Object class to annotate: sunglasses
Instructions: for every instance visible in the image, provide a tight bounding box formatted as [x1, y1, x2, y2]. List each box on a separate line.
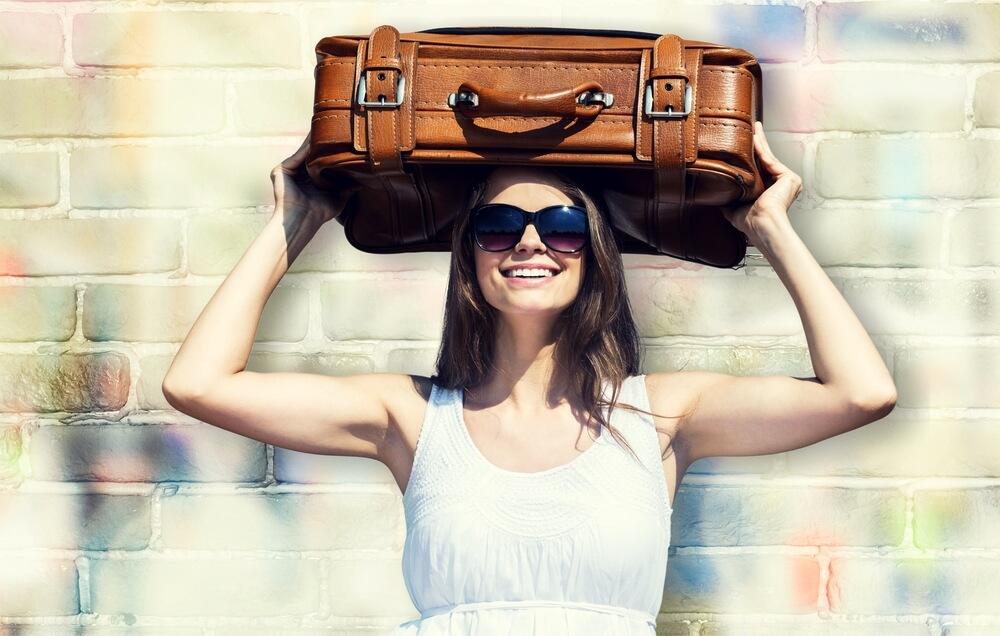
[471, 203, 589, 253]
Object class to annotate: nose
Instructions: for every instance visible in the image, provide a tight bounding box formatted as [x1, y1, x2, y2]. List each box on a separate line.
[514, 222, 547, 254]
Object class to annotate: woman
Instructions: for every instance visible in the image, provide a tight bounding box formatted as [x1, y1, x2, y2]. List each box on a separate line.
[163, 122, 896, 634]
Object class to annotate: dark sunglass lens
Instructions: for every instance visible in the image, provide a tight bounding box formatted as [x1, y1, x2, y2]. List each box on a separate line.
[537, 206, 588, 252]
[474, 206, 524, 251]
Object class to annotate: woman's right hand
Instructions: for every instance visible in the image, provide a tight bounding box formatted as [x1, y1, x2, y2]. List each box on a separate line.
[271, 134, 356, 227]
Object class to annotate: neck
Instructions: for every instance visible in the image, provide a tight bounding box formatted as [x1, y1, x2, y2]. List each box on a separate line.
[471, 315, 569, 408]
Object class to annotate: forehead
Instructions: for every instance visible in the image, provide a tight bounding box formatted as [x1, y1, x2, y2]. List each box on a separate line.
[481, 167, 576, 208]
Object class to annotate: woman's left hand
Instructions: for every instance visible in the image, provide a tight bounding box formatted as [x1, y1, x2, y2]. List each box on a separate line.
[723, 121, 802, 246]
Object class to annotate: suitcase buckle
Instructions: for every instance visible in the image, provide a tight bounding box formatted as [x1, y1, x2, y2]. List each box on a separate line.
[356, 76, 406, 108]
[644, 83, 692, 118]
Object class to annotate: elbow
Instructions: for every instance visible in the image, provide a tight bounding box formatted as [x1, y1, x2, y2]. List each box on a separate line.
[846, 381, 897, 427]
[161, 371, 208, 416]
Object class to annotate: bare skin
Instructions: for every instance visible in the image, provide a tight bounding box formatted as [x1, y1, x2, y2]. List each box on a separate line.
[163, 123, 896, 499]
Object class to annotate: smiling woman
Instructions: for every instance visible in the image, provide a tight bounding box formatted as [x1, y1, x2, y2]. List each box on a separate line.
[162, 124, 897, 635]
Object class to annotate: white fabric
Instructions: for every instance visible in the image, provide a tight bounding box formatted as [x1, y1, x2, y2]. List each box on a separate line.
[392, 375, 672, 635]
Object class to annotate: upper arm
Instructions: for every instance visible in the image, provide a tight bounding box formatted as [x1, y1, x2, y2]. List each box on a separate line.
[647, 371, 895, 469]
[162, 370, 430, 462]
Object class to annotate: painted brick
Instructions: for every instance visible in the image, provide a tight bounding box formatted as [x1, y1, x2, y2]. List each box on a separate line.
[0, 286, 76, 341]
[322, 278, 447, 340]
[245, 351, 375, 375]
[785, 414, 1000, 478]
[235, 79, 313, 135]
[0, 219, 180, 276]
[0, 78, 224, 138]
[0, 353, 129, 413]
[765, 67, 965, 133]
[70, 144, 292, 209]
[308, 4, 804, 63]
[975, 72, 1000, 128]
[655, 622, 693, 636]
[895, 347, 1000, 409]
[274, 451, 395, 485]
[187, 213, 337, 275]
[642, 345, 812, 377]
[944, 628, 1000, 636]
[0, 13, 63, 68]
[790, 206, 943, 268]
[159, 492, 404, 550]
[914, 488, 1000, 549]
[828, 556, 1000, 615]
[72, 12, 300, 68]
[662, 554, 820, 613]
[212, 631, 379, 636]
[564, 5, 805, 63]
[685, 455, 778, 477]
[0, 152, 59, 208]
[840, 278, 1000, 336]
[0, 630, 198, 636]
[816, 139, 1000, 200]
[328, 558, 416, 618]
[82, 285, 307, 343]
[137, 355, 173, 410]
[307, 5, 557, 50]
[699, 622, 928, 636]
[0, 492, 149, 549]
[950, 207, 1000, 267]
[214, 631, 390, 636]
[672, 486, 905, 547]
[88, 557, 321, 616]
[29, 423, 266, 483]
[0, 557, 78, 616]
[627, 272, 802, 338]
[818, 3, 1000, 62]
[0, 427, 21, 481]
[817, 138, 1000, 200]
[386, 346, 439, 376]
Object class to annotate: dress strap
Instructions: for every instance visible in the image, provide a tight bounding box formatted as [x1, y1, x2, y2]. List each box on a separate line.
[420, 599, 657, 626]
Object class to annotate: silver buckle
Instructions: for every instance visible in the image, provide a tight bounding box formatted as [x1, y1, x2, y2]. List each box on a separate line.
[644, 83, 692, 118]
[356, 75, 406, 108]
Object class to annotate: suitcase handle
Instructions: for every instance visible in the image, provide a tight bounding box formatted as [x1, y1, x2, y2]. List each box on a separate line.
[448, 81, 612, 119]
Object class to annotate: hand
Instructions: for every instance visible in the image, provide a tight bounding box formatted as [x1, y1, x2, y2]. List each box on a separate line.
[723, 122, 803, 245]
[270, 134, 356, 227]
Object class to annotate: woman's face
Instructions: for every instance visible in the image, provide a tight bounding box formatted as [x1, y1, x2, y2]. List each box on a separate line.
[472, 168, 585, 321]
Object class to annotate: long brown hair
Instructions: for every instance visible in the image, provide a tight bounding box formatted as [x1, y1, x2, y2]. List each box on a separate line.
[434, 169, 642, 437]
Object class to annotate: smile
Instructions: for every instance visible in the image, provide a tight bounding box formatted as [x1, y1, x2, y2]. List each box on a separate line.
[502, 268, 556, 279]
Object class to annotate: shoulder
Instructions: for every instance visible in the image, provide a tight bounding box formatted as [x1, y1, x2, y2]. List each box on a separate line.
[373, 373, 433, 417]
[644, 370, 733, 422]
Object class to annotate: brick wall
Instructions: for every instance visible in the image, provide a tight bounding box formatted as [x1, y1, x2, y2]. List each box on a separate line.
[1, 1, 998, 634]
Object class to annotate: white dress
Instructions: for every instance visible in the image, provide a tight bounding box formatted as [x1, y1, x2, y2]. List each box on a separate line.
[391, 375, 672, 635]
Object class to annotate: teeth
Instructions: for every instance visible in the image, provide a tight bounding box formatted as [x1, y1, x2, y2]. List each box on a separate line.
[506, 268, 554, 278]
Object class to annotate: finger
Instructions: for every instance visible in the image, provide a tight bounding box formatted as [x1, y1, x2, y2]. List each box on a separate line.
[280, 133, 313, 172]
[753, 122, 796, 180]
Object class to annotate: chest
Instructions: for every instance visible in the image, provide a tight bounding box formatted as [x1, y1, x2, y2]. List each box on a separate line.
[462, 404, 602, 474]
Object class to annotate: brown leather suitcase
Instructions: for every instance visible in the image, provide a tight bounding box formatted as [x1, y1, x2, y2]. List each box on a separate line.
[307, 25, 767, 267]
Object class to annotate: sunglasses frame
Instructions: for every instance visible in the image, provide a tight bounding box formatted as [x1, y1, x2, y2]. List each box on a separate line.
[470, 203, 590, 254]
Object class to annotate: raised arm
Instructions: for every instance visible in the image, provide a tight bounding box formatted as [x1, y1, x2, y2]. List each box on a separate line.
[162, 138, 427, 482]
[650, 122, 896, 469]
